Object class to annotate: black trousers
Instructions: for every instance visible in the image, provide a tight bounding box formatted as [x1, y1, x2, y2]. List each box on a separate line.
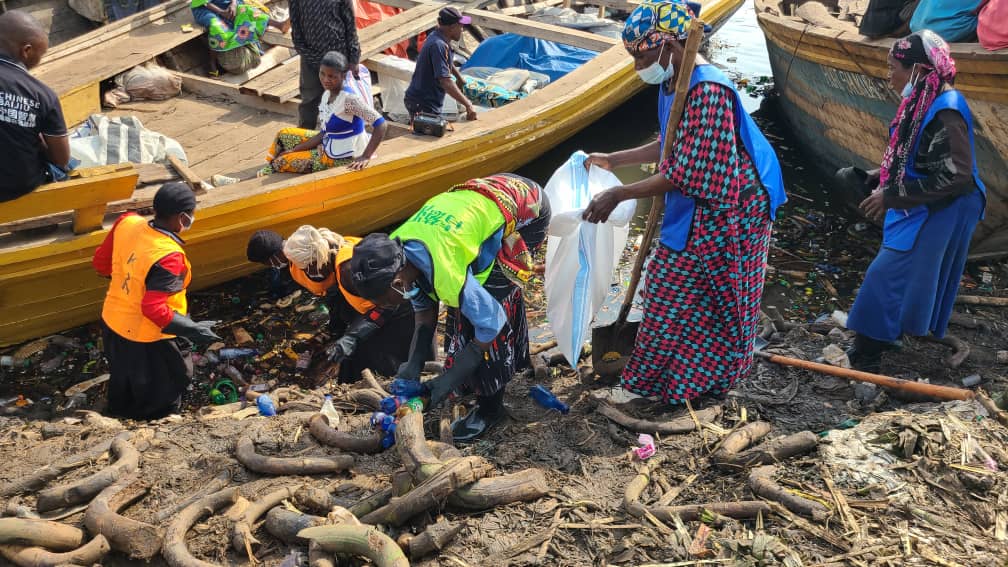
[298, 58, 324, 129]
[325, 293, 415, 382]
[103, 322, 192, 420]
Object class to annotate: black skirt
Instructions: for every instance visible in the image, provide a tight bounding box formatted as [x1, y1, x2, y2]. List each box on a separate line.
[103, 322, 193, 420]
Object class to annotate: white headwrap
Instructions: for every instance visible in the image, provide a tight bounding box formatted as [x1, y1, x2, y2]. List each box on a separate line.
[283, 225, 345, 270]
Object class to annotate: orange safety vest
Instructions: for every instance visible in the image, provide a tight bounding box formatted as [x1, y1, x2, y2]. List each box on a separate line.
[101, 215, 192, 343]
[288, 236, 375, 315]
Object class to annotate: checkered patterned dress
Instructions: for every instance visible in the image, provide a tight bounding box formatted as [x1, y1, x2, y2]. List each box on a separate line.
[621, 81, 773, 403]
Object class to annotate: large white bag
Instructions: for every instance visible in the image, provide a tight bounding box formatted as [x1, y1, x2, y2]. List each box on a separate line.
[544, 151, 636, 366]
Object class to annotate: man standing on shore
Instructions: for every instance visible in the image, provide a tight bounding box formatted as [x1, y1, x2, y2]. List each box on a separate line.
[290, 0, 362, 129]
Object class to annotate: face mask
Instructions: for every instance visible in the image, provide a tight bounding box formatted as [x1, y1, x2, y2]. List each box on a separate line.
[180, 212, 194, 232]
[636, 44, 675, 85]
[900, 65, 920, 98]
[393, 282, 421, 300]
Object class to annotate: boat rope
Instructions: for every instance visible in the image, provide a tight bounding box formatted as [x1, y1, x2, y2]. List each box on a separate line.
[778, 23, 809, 97]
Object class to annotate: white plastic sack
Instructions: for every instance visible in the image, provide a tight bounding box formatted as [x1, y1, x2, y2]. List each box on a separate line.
[544, 151, 635, 365]
[69, 114, 187, 168]
[116, 62, 182, 102]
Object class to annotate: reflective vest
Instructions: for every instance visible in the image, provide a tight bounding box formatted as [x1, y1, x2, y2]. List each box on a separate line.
[101, 215, 191, 343]
[657, 64, 787, 250]
[288, 236, 375, 315]
[882, 89, 987, 251]
[392, 191, 505, 308]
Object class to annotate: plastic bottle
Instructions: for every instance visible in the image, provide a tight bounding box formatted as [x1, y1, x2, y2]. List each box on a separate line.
[320, 395, 340, 424]
[529, 385, 569, 415]
[370, 412, 396, 433]
[379, 396, 410, 415]
[380, 431, 396, 449]
[219, 348, 258, 360]
[256, 394, 277, 416]
[390, 378, 428, 398]
[223, 365, 247, 386]
[394, 397, 424, 417]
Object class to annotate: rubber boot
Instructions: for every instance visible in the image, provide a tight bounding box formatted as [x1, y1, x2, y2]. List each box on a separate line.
[845, 333, 892, 373]
[451, 389, 505, 443]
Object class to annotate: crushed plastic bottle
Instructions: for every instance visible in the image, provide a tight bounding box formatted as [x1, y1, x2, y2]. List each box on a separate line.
[256, 394, 277, 416]
[370, 412, 396, 433]
[219, 348, 258, 360]
[394, 397, 424, 417]
[320, 395, 340, 425]
[529, 385, 569, 414]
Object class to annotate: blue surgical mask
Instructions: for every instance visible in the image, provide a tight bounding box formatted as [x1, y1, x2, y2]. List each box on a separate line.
[901, 82, 914, 98]
[394, 282, 420, 300]
[636, 44, 675, 85]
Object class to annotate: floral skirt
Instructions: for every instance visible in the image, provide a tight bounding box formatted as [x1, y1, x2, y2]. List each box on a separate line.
[261, 127, 349, 175]
[192, 1, 268, 52]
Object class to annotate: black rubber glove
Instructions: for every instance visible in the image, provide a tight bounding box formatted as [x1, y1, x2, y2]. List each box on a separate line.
[162, 313, 221, 344]
[425, 341, 484, 407]
[396, 324, 435, 381]
[327, 315, 380, 364]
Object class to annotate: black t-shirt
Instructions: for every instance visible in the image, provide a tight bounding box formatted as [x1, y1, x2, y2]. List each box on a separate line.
[0, 54, 67, 202]
[404, 29, 454, 115]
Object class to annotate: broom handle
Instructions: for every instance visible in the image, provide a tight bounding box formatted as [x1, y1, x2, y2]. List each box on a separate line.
[616, 19, 705, 324]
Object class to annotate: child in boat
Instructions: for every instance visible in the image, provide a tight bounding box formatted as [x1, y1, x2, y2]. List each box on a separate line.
[190, 0, 289, 76]
[260, 50, 388, 175]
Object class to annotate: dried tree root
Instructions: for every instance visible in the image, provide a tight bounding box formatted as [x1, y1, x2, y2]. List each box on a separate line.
[711, 421, 772, 467]
[922, 334, 970, 368]
[295, 486, 335, 515]
[264, 508, 328, 544]
[438, 416, 454, 447]
[34, 436, 139, 513]
[307, 414, 384, 454]
[235, 435, 353, 475]
[448, 469, 549, 510]
[0, 535, 109, 567]
[748, 465, 829, 520]
[83, 474, 162, 559]
[154, 470, 232, 523]
[651, 501, 772, 522]
[955, 295, 1008, 307]
[426, 441, 462, 461]
[398, 520, 462, 559]
[0, 433, 126, 498]
[346, 389, 384, 411]
[163, 487, 238, 567]
[348, 487, 393, 518]
[359, 369, 391, 397]
[298, 525, 409, 567]
[232, 484, 302, 553]
[721, 431, 819, 469]
[977, 390, 1008, 428]
[393, 411, 443, 476]
[624, 457, 666, 519]
[0, 519, 85, 550]
[308, 541, 335, 567]
[598, 404, 723, 435]
[360, 456, 494, 526]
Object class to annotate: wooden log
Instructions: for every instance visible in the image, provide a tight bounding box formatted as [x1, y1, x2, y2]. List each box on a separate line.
[307, 414, 384, 454]
[235, 435, 353, 475]
[359, 369, 390, 397]
[427, 440, 462, 461]
[298, 525, 409, 567]
[163, 487, 238, 567]
[394, 410, 441, 475]
[294, 486, 335, 515]
[232, 484, 302, 553]
[623, 457, 665, 519]
[711, 421, 772, 467]
[348, 487, 393, 519]
[347, 389, 384, 411]
[264, 508, 327, 544]
[82, 474, 162, 559]
[977, 390, 1008, 428]
[154, 469, 232, 522]
[359, 456, 494, 526]
[921, 334, 970, 368]
[438, 416, 454, 447]
[721, 431, 820, 469]
[35, 436, 140, 513]
[308, 541, 335, 567]
[748, 465, 829, 520]
[955, 295, 1008, 307]
[650, 501, 772, 522]
[0, 433, 122, 497]
[167, 155, 206, 194]
[597, 404, 723, 435]
[0, 535, 109, 567]
[448, 469, 550, 510]
[0, 519, 85, 551]
[399, 520, 462, 559]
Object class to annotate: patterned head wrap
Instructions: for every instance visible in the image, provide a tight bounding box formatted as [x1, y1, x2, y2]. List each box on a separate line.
[622, 0, 694, 54]
[879, 30, 957, 193]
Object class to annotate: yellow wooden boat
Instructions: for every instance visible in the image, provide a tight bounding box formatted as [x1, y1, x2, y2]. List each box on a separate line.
[0, 0, 743, 346]
[754, 0, 1008, 259]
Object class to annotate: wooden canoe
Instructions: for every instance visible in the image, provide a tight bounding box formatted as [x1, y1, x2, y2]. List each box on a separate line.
[754, 0, 1008, 259]
[0, 0, 743, 346]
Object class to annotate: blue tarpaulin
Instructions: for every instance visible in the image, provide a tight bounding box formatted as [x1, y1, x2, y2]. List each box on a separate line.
[461, 33, 596, 82]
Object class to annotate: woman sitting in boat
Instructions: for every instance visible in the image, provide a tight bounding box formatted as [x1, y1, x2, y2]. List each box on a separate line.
[844, 30, 986, 372]
[190, 0, 289, 76]
[580, 0, 787, 406]
[346, 175, 550, 442]
[246, 225, 413, 382]
[260, 50, 388, 175]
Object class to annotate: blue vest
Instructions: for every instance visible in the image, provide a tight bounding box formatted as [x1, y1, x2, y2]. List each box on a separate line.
[882, 90, 986, 251]
[657, 65, 787, 250]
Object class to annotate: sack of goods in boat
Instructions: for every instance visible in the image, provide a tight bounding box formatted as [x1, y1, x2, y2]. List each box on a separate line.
[544, 151, 635, 366]
[69, 114, 188, 168]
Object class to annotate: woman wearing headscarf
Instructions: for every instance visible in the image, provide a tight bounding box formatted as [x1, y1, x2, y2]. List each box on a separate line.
[581, 0, 787, 405]
[844, 30, 986, 372]
[245, 225, 414, 381]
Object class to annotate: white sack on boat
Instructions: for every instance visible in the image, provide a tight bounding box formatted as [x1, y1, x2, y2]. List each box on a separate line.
[544, 151, 635, 366]
[69, 114, 188, 168]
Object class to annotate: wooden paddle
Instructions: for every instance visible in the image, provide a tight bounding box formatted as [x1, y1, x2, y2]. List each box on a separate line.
[592, 18, 706, 381]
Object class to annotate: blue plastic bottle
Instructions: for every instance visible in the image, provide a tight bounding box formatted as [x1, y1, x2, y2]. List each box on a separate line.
[379, 396, 410, 415]
[256, 394, 277, 416]
[370, 412, 396, 433]
[381, 431, 396, 449]
[529, 385, 569, 415]
[390, 378, 428, 398]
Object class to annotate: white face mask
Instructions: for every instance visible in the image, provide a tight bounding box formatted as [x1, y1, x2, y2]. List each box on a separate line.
[636, 43, 675, 85]
[180, 212, 194, 232]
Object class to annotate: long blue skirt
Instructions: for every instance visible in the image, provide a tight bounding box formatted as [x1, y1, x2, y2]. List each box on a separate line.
[848, 189, 984, 342]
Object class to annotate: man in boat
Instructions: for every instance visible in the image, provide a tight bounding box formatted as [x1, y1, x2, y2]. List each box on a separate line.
[245, 226, 414, 381]
[403, 7, 478, 123]
[347, 174, 550, 442]
[93, 182, 221, 420]
[581, 0, 787, 406]
[290, 0, 362, 129]
[0, 10, 70, 202]
[842, 31, 985, 372]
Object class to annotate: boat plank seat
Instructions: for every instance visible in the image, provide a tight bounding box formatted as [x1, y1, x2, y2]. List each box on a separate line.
[0, 165, 139, 235]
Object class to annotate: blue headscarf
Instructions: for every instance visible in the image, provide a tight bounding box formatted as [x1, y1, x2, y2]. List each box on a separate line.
[622, 0, 699, 54]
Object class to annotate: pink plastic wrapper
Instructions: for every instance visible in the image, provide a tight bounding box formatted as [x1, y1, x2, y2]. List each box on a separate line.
[634, 433, 656, 460]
